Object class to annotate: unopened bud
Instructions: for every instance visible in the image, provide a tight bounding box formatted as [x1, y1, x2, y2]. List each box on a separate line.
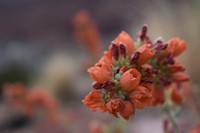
[140, 77, 154, 83]
[102, 80, 115, 89]
[111, 43, 119, 60]
[163, 52, 175, 64]
[138, 24, 148, 41]
[120, 66, 128, 73]
[130, 52, 140, 64]
[92, 82, 103, 89]
[108, 91, 115, 98]
[160, 77, 171, 86]
[119, 42, 126, 58]
[154, 43, 168, 51]
[145, 67, 159, 74]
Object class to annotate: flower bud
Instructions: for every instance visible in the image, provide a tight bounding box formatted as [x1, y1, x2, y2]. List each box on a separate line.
[102, 80, 115, 89]
[140, 77, 154, 83]
[130, 52, 140, 65]
[92, 82, 103, 90]
[120, 68, 141, 91]
[119, 42, 126, 58]
[111, 43, 119, 60]
[138, 24, 148, 41]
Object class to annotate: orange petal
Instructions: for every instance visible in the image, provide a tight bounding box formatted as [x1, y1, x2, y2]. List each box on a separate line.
[171, 89, 182, 105]
[165, 38, 187, 57]
[169, 60, 185, 73]
[120, 68, 141, 91]
[82, 90, 107, 112]
[109, 31, 134, 55]
[129, 84, 154, 109]
[137, 44, 155, 64]
[173, 72, 190, 82]
[119, 101, 135, 120]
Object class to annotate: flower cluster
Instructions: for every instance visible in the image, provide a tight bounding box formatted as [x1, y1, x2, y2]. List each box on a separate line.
[82, 25, 190, 120]
[3, 82, 59, 121]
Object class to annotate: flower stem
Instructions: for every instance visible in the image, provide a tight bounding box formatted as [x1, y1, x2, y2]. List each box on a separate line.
[164, 107, 180, 133]
[162, 88, 180, 133]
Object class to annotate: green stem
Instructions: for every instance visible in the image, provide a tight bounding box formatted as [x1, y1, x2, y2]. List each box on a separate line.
[165, 108, 180, 133]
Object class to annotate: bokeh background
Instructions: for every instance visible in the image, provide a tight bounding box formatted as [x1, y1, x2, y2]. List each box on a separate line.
[0, 0, 200, 133]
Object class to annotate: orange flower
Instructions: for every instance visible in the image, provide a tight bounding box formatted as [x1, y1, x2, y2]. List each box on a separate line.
[109, 31, 134, 55]
[173, 72, 190, 82]
[168, 60, 185, 73]
[171, 88, 182, 105]
[72, 10, 102, 59]
[191, 123, 200, 133]
[152, 88, 165, 105]
[26, 89, 59, 121]
[88, 53, 112, 83]
[120, 68, 141, 91]
[106, 98, 134, 120]
[167, 83, 182, 105]
[119, 101, 135, 120]
[82, 90, 107, 112]
[98, 51, 113, 65]
[89, 120, 103, 133]
[136, 44, 155, 64]
[2, 82, 27, 107]
[129, 84, 154, 109]
[165, 38, 187, 57]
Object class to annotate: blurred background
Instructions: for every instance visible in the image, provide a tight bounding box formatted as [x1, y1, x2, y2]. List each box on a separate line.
[0, 0, 200, 133]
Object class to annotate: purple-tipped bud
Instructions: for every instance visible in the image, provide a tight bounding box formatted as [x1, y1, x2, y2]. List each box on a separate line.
[156, 40, 163, 44]
[163, 52, 175, 64]
[145, 36, 152, 44]
[119, 42, 126, 58]
[160, 77, 171, 86]
[145, 68, 159, 74]
[102, 80, 115, 89]
[111, 43, 119, 60]
[92, 82, 103, 89]
[140, 77, 154, 83]
[138, 24, 148, 41]
[154, 42, 168, 51]
[130, 52, 140, 65]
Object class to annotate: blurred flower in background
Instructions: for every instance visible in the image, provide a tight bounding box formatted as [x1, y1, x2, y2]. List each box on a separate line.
[72, 10, 102, 63]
